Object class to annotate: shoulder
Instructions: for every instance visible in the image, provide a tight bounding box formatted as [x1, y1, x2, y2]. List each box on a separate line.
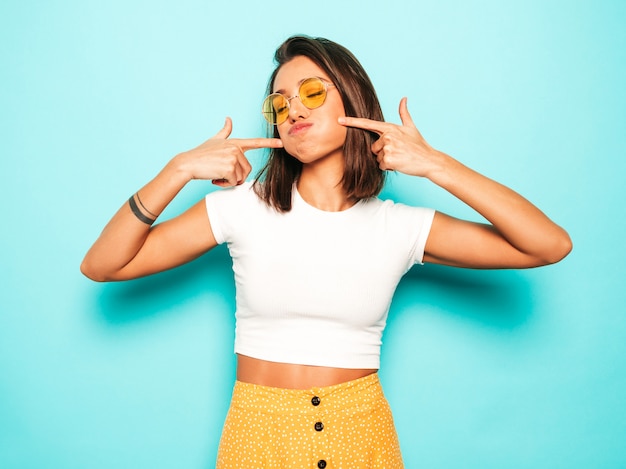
[204, 182, 271, 244]
[359, 196, 435, 223]
[205, 181, 268, 211]
[205, 181, 255, 201]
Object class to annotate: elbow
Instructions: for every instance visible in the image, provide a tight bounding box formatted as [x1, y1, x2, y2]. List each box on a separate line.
[80, 260, 102, 282]
[538, 230, 573, 266]
[550, 229, 573, 264]
[80, 258, 112, 282]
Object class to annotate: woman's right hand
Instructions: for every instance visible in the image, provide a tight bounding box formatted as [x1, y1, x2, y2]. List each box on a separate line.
[81, 118, 283, 281]
[173, 117, 283, 187]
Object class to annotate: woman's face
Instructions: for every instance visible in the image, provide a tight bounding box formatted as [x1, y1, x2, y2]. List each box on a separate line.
[272, 56, 347, 166]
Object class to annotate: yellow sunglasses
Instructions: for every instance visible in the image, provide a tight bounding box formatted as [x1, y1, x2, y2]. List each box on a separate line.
[262, 77, 335, 126]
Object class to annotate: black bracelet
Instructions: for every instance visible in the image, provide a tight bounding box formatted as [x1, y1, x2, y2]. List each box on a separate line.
[135, 191, 158, 218]
[128, 195, 156, 225]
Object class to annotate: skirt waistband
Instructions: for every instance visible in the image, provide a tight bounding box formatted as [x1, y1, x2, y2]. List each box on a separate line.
[230, 372, 384, 415]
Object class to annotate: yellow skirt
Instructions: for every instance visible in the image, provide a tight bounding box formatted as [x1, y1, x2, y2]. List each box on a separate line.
[216, 373, 404, 469]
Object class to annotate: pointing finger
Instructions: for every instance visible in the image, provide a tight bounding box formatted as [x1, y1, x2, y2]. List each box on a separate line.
[399, 98, 416, 128]
[235, 138, 284, 151]
[338, 116, 395, 135]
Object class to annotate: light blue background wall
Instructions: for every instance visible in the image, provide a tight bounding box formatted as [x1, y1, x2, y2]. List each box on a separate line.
[1, 1, 624, 468]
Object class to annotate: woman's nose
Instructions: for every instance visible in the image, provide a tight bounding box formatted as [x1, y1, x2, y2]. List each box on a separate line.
[287, 96, 310, 121]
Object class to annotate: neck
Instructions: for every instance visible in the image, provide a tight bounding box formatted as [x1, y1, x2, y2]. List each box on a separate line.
[298, 160, 355, 212]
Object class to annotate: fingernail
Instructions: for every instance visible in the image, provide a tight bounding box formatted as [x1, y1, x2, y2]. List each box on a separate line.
[338, 117, 346, 124]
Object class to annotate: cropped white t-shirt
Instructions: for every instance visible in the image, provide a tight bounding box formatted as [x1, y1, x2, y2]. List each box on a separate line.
[205, 182, 435, 369]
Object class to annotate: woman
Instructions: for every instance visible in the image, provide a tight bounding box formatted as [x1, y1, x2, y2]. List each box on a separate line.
[81, 36, 572, 468]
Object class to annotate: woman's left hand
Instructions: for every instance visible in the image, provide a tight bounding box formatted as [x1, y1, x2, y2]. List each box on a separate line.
[340, 97, 573, 268]
[338, 97, 443, 179]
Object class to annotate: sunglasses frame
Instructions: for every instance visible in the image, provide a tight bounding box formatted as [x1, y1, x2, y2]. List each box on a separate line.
[262, 77, 335, 126]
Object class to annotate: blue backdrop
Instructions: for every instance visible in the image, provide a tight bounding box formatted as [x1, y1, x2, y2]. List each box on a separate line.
[1, 1, 625, 468]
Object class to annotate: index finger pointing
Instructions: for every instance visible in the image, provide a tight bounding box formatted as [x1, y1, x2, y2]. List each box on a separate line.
[338, 116, 395, 135]
[233, 138, 284, 151]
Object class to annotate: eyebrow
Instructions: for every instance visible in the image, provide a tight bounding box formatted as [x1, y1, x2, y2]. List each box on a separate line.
[273, 76, 329, 95]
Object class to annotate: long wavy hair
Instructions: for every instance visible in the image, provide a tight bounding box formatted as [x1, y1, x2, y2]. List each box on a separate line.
[253, 35, 385, 212]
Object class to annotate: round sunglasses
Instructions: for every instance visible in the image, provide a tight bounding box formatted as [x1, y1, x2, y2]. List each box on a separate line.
[262, 77, 335, 126]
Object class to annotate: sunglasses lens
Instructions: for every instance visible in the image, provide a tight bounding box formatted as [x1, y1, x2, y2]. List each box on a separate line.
[261, 78, 329, 125]
[299, 78, 327, 109]
[262, 94, 289, 125]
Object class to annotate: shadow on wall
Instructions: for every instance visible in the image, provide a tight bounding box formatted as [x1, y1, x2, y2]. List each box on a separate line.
[391, 263, 536, 330]
[93, 245, 235, 325]
[91, 248, 535, 330]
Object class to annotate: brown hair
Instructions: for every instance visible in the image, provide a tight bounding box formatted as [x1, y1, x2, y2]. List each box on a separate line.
[253, 35, 385, 211]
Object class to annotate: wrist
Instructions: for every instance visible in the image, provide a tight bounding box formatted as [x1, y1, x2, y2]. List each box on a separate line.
[423, 150, 457, 184]
[164, 152, 195, 185]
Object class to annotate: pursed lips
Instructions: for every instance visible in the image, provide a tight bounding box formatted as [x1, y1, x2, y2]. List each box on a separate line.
[288, 122, 313, 136]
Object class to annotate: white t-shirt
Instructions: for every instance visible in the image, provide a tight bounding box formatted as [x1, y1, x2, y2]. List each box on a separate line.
[205, 182, 435, 369]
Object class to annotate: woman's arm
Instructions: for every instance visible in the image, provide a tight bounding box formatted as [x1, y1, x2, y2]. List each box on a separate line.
[80, 118, 283, 281]
[339, 99, 572, 269]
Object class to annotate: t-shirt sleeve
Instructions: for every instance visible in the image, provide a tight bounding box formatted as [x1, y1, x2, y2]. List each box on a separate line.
[389, 202, 436, 267]
[410, 206, 436, 265]
[204, 182, 254, 245]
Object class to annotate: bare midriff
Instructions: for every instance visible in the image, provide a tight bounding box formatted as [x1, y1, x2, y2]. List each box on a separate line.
[236, 354, 378, 390]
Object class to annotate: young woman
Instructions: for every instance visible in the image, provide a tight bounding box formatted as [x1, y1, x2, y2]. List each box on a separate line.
[81, 36, 572, 468]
